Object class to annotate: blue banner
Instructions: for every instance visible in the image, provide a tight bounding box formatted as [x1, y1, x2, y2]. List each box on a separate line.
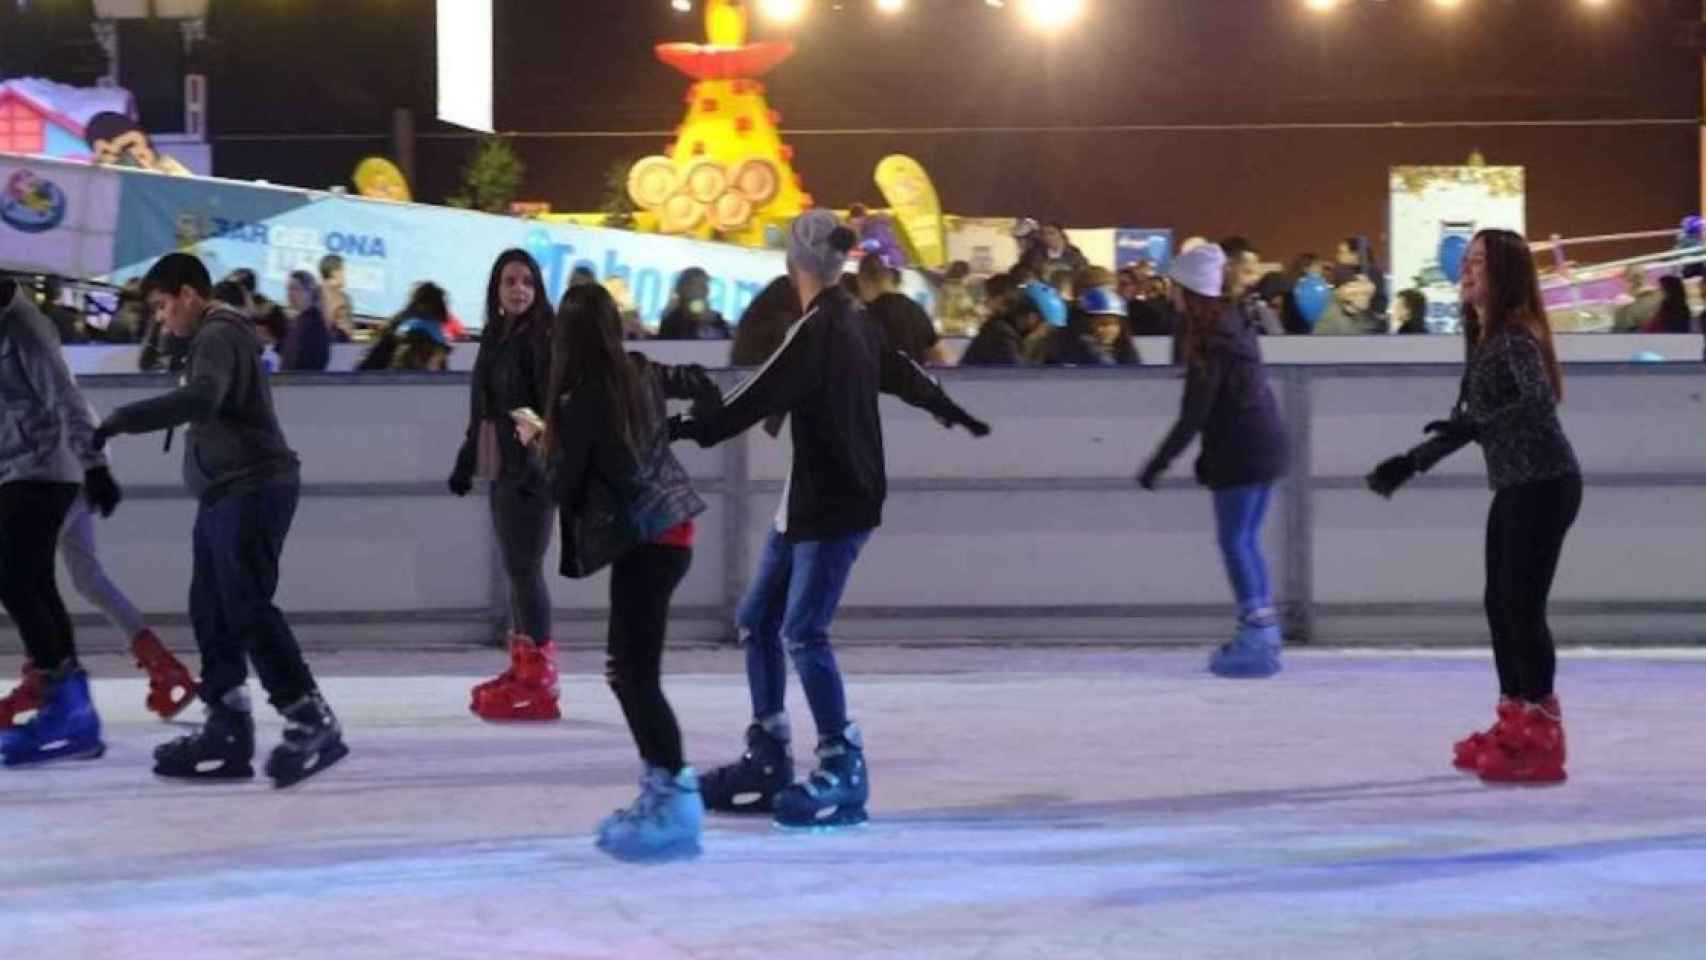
[1114, 228, 1174, 271]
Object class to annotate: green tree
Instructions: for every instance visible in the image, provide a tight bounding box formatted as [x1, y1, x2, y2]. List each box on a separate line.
[447, 136, 525, 214]
[599, 157, 640, 230]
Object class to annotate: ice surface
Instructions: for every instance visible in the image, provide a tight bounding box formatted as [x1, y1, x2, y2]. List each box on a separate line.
[3, 648, 1704, 960]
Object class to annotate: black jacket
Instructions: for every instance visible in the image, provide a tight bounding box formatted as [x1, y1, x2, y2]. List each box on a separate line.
[864, 292, 939, 363]
[676, 286, 983, 541]
[454, 313, 552, 490]
[1144, 303, 1288, 489]
[550, 357, 717, 571]
[960, 311, 1030, 366]
[731, 278, 800, 367]
[1046, 309, 1140, 366]
[658, 306, 730, 341]
[104, 304, 300, 502]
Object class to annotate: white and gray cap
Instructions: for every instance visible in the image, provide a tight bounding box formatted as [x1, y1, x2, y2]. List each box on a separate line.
[787, 210, 858, 286]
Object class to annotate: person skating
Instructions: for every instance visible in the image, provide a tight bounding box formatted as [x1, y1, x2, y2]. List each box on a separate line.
[1366, 229, 1581, 785]
[450, 250, 560, 721]
[670, 211, 991, 828]
[529, 284, 723, 861]
[1138, 244, 1290, 679]
[0, 278, 121, 765]
[95, 253, 346, 788]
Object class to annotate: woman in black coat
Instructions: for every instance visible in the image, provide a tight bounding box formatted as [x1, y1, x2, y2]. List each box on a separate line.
[535, 283, 721, 861]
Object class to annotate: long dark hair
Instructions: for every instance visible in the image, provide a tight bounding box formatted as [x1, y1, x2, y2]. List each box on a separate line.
[1656, 275, 1691, 334]
[484, 249, 552, 337]
[1460, 229, 1563, 397]
[1176, 278, 1229, 370]
[546, 284, 652, 458]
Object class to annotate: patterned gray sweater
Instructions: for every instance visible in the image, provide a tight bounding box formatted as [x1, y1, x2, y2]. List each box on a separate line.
[1410, 327, 1581, 490]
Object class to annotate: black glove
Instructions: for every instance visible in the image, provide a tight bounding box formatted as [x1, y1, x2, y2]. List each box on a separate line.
[1366, 454, 1418, 499]
[1137, 462, 1164, 491]
[667, 414, 697, 444]
[92, 423, 113, 451]
[934, 399, 991, 438]
[1424, 417, 1479, 444]
[448, 467, 473, 497]
[83, 466, 122, 518]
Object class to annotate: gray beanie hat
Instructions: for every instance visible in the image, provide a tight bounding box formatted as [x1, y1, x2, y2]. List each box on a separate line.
[787, 210, 858, 286]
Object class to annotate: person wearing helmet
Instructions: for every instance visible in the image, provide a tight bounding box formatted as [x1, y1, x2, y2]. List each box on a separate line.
[1049, 267, 1140, 366]
[961, 281, 1063, 366]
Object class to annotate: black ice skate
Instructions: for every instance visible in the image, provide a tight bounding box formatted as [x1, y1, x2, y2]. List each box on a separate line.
[774, 724, 868, 830]
[265, 692, 348, 789]
[153, 691, 255, 781]
[701, 722, 794, 814]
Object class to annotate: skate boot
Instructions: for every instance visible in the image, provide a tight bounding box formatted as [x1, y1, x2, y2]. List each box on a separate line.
[1453, 698, 1521, 773]
[0, 667, 104, 767]
[774, 724, 869, 830]
[266, 691, 349, 788]
[1479, 697, 1566, 785]
[1208, 609, 1284, 679]
[470, 634, 561, 722]
[596, 766, 705, 863]
[153, 689, 256, 781]
[0, 665, 44, 729]
[701, 721, 794, 814]
[131, 629, 199, 721]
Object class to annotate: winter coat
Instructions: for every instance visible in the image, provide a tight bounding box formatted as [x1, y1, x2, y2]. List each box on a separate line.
[454, 312, 552, 491]
[284, 306, 332, 371]
[658, 306, 731, 341]
[675, 286, 980, 541]
[549, 357, 716, 572]
[1407, 326, 1580, 491]
[1046, 309, 1140, 366]
[865, 292, 940, 363]
[0, 282, 106, 485]
[102, 305, 300, 502]
[1143, 303, 1289, 489]
[960, 311, 1031, 366]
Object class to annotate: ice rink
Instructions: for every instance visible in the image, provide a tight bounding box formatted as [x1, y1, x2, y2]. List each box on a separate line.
[5, 646, 1704, 960]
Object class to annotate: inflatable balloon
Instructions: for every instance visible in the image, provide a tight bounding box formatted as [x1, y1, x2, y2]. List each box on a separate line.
[1022, 282, 1069, 328]
[1293, 274, 1331, 328]
[1438, 234, 1469, 284]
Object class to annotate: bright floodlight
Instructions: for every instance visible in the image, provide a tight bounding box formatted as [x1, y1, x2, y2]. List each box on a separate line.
[876, 0, 905, 12]
[758, 0, 809, 24]
[1430, 0, 1464, 7]
[672, 0, 692, 11]
[1304, 0, 1340, 11]
[1017, 0, 1086, 33]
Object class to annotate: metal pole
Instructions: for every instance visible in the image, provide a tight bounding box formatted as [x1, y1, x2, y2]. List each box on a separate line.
[1281, 367, 1315, 644]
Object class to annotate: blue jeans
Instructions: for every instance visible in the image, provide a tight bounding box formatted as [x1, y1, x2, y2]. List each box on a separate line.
[1212, 483, 1273, 617]
[190, 480, 317, 710]
[739, 529, 870, 739]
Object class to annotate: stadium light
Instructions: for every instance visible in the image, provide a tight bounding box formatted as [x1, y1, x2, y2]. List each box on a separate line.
[876, 0, 905, 13]
[672, 0, 692, 12]
[757, 0, 809, 25]
[1016, 0, 1086, 34]
[1304, 0, 1340, 12]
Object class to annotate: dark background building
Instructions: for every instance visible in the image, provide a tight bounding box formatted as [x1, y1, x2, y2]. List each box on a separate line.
[2, 0, 1699, 267]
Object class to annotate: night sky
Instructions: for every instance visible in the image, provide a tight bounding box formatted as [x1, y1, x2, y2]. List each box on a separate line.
[2, 0, 1699, 258]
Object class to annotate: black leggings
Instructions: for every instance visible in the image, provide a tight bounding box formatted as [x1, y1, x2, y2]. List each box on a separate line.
[606, 544, 692, 774]
[490, 481, 554, 640]
[1484, 475, 1582, 703]
[0, 482, 80, 671]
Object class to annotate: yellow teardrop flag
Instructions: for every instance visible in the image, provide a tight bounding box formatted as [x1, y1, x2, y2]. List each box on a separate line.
[875, 154, 946, 269]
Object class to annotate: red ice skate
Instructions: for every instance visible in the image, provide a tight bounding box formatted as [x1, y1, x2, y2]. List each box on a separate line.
[131, 629, 199, 720]
[1478, 697, 1566, 785]
[0, 665, 44, 729]
[470, 634, 561, 721]
[1452, 697, 1522, 772]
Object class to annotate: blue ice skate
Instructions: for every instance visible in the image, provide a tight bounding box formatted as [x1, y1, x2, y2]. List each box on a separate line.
[1208, 612, 1284, 679]
[1, 668, 104, 767]
[597, 766, 704, 863]
[774, 724, 868, 830]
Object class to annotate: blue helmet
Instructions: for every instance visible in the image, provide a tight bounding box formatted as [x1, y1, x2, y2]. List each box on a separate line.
[1022, 281, 1069, 328]
[1077, 284, 1127, 318]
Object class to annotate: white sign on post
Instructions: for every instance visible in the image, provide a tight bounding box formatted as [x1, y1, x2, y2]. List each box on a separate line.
[436, 0, 494, 133]
[1389, 165, 1525, 332]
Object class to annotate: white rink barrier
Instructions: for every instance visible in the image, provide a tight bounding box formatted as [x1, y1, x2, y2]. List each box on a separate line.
[24, 359, 1706, 651]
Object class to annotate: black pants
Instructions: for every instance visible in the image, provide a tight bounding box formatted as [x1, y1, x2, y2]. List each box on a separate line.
[1484, 475, 1582, 703]
[191, 480, 317, 710]
[606, 544, 692, 774]
[490, 482, 554, 640]
[0, 482, 79, 671]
